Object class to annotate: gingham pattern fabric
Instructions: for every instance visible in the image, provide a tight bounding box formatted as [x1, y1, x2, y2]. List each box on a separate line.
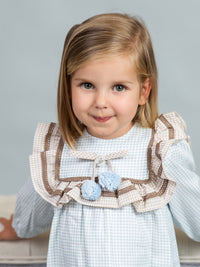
[12, 178, 54, 238]
[12, 111, 200, 266]
[164, 140, 200, 242]
[29, 112, 188, 212]
[48, 201, 179, 266]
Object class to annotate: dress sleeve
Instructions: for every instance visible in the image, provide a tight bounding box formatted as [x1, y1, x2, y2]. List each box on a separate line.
[163, 140, 200, 242]
[12, 177, 54, 238]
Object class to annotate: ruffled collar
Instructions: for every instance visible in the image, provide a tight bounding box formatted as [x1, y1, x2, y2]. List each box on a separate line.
[29, 112, 189, 212]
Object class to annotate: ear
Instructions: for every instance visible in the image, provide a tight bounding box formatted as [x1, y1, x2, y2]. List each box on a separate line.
[138, 78, 151, 105]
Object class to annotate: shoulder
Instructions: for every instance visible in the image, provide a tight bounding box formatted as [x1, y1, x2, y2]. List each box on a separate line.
[150, 111, 190, 160]
[149, 111, 191, 178]
[164, 140, 196, 172]
[32, 122, 62, 153]
[154, 111, 188, 141]
[151, 111, 196, 175]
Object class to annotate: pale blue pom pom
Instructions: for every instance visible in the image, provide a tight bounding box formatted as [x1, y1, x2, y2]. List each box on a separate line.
[99, 172, 121, 191]
[81, 180, 102, 201]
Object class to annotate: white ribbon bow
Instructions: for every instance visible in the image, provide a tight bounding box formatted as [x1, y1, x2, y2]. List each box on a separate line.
[70, 150, 128, 179]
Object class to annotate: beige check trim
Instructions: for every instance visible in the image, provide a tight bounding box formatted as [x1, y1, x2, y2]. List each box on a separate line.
[29, 112, 189, 212]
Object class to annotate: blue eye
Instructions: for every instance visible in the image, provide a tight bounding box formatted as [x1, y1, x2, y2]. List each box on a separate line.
[113, 84, 126, 92]
[81, 82, 93, 90]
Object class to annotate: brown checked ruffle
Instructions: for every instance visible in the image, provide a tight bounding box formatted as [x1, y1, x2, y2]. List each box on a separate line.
[29, 112, 189, 212]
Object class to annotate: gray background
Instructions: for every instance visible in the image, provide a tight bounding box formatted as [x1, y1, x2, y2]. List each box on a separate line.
[0, 0, 199, 194]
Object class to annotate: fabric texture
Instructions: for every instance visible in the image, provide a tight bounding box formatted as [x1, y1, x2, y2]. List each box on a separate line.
[13, 178, 53, 238]
[29, 112, 188, 211]
[12, 112, 200, 267]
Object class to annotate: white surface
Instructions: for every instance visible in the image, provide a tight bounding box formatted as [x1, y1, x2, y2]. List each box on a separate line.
[0, 223, 4, 232]
[0, 195, 49, 264]
[0, 195, 16, 218]
[176, 227, 200, 263]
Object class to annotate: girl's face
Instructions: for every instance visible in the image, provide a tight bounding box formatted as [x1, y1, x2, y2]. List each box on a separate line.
[71, 55, 150, 139]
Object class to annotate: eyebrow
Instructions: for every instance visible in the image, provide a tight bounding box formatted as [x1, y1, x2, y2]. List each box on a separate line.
[113, 80, 134, 85]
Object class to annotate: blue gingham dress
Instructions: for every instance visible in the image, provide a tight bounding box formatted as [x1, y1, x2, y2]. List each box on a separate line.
[13, 113, 200, 267]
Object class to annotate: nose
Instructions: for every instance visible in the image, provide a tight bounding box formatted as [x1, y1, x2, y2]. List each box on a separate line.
[94, 90, 108, 109]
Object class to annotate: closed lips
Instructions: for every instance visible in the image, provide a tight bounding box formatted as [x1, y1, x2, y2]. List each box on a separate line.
[93, 116, 113, 122]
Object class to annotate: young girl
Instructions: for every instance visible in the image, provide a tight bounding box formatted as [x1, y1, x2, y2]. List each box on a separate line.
[0, 13, 200, 267]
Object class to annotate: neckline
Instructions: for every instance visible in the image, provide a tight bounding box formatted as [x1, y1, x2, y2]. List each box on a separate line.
[83, 123, 139, 142]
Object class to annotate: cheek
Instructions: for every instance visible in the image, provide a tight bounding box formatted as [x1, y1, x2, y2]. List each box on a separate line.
[114, 95, 139, 115]
[71, 89, 90, 114]
[71, 89, 81, 115]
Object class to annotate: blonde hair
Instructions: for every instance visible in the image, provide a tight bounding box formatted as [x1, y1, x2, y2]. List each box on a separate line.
[57, 13, 158, 148]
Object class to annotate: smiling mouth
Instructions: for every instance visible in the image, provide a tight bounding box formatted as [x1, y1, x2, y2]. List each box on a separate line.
[92, 116, 113, 122]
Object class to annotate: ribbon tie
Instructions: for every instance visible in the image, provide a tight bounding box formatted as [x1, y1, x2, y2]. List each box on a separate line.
[70, 150, 128, 179]
[70, 150, 128, 201]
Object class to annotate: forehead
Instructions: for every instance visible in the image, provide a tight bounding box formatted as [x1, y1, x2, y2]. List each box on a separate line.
[72, 54, 137, 77]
